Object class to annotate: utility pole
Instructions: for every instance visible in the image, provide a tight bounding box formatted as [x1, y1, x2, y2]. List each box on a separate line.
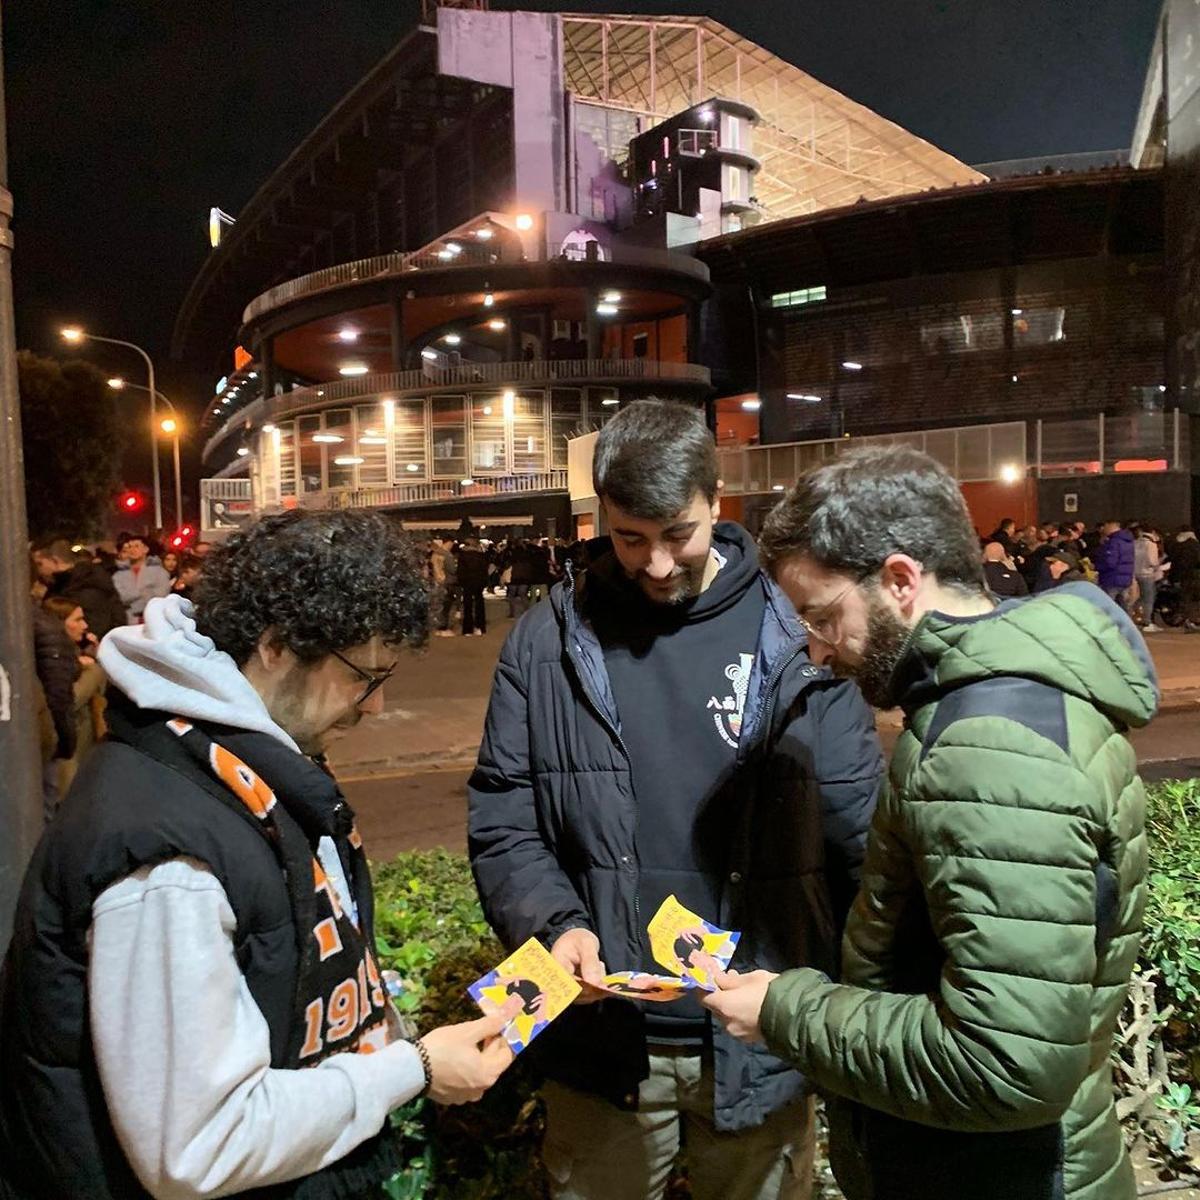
[0, 1, 45, 952]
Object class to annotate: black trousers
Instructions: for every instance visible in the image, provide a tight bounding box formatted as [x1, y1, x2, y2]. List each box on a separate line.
[462, 587, 486, 634]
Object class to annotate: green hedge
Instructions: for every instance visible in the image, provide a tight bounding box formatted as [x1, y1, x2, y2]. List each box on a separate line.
[371, 778, 1200, 1197]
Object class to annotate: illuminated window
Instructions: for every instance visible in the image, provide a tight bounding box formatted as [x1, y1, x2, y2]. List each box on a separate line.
[769, 286, 827, 309]
[679, 129, 718, 156]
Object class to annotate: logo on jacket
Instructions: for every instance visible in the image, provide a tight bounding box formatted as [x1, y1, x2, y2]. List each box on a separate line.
[706, 652, 754, 748]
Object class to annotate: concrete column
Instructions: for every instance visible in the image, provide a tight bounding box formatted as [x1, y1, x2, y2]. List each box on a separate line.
[390, 294, 405, 370]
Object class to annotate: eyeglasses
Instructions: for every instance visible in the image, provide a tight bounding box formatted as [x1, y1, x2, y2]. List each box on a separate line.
[797, 574, 870, 644]
[330, 649, 397, 706]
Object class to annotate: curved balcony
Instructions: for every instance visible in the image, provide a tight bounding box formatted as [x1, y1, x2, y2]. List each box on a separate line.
[242, 241, 712, 327]
[205, 357, 711, 460]
[301, 471, 570, 513]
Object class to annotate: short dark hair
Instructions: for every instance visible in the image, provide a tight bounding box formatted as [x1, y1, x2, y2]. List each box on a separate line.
[592, 399, 717, 520]
[193, 509, 429, 666]
[42, 595, 79, 624]
[758, 444, 986, 593]
[33, 538, 74, 564]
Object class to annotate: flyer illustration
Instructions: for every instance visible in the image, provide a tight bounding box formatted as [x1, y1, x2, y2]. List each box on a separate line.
[646, 894, 741, 991]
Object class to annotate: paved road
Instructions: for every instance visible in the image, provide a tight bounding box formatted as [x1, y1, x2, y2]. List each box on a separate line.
[344, 709, 1200, 861]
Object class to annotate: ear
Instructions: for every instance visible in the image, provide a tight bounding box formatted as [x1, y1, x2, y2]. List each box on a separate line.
[711, 480, 724, 522]
[879, 553, 923, 613]
[254, 629, 289, 674]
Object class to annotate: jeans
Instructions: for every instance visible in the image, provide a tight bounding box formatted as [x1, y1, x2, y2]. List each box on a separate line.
[438, 584, 461, 631]
[542, 1047, 814, 1200]
[1136, 575, 1157, 625]
[1103, 584, 1132, 613]
[507, 582, 530, 618]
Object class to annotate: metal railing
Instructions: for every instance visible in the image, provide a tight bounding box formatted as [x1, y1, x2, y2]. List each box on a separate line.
[1035, 410, 1183, 475]
[204, 358, 710, 460]
[719, 422, 1028, 495]
[305, 470, 569, 511]
[242, 235, 710, 324]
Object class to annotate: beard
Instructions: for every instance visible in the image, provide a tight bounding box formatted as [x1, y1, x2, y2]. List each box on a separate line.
[832, 591, 911, 709]
[632, 560, 706, 606]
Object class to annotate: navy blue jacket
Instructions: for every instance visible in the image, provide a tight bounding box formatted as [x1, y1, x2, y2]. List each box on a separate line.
[1095, 529, 1135, 590]
[468, 533, 883, 1131]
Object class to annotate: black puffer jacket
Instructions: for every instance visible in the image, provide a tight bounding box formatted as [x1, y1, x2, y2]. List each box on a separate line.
[47, 562, 126, 639]
[468, 525, 883, 1131]
[32, 605, 79, 760]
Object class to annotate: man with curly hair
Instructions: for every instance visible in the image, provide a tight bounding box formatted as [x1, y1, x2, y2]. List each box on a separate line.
[0, 510, 513, 1200]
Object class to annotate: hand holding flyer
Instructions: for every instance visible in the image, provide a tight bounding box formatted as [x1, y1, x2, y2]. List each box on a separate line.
[647, 895, 740, 991]
[468, 937, 581, 1054]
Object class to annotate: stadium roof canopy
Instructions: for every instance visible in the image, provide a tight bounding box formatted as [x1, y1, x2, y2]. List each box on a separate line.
[559, 12, 984, 219]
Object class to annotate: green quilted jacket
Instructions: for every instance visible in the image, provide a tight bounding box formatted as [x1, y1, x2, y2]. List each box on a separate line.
[760, 583, 1158, 1200]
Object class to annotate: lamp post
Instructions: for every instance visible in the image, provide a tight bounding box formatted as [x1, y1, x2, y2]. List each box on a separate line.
[108, 378, 183, 528]
[61, 327, 162, 528]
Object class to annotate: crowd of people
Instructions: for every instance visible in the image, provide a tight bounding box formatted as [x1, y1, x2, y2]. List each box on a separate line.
[979, 515, 1200, 631]
[27, 534, 209, 820]
[428, 533, 587, 636]
[0, 403, 1165, 1200]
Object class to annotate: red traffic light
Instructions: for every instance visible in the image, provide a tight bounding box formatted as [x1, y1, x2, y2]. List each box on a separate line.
[119, 491, 143, 512]
[180, 525, 193, 538]
[170, 535, 185, 549]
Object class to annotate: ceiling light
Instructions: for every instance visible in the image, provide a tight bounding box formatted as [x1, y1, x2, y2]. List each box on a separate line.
[741, 399, 761, 411]
[339, 364, 369, 376]
[772, 483, 785, 492]
[236, 447, 250, 457]
[312, 434, 344, 443]
[445, 242, 462, 255]
[107, 377, 125, 390]
[596, 303, 619, 315]
[601, 398, 619, 407]
[262, 423, 276, 433]
[475, 227, 493, 241]
[603, 291, 622, 303]
[359, 435, 388, 445]
[316, 390, 324, 397]
[502, 389, 515, 417]
[338, 328, 358, 343]
[461, 477, 475, 486]
[787, 392, 823, 403]
[841, 361, 863, 371]
[514, 213, 534, 231]
[437, 249, 453, 260]
[483, 292, 495, 307]
[248, 371, 258, 379]
[406, 463, 420, 472]
[699, 108, 715, 123]
[999, 463, 1021, 484]
[482, 405, 493, 416]
[443, 333, 461, 346]
[333, 455, 365, 466]
[421, 348, 439, 360]
[1011, 374, 1019, 383]
[1011, 308, 1023, 316]
[60, 327, 84, 343]
[488, 319, 506, 331]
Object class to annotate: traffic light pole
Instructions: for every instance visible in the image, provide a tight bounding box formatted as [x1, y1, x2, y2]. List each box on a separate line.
[0, 2, 46, 952]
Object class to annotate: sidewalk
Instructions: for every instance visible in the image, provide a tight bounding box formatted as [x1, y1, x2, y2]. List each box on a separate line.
[329, 597, 1200, 778]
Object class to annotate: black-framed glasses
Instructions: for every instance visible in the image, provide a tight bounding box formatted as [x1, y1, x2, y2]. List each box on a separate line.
[330, 649, 397, 706]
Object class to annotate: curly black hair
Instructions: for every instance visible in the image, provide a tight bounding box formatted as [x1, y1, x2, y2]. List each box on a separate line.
[193, 509, 430, 665]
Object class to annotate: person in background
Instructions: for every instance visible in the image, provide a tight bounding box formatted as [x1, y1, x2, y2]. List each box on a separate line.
[31, 571, 79, 823]
[506, 538, 535, 618]
[432, 538, 461, 637]
[1172, 527, 1200, 632]
[170, 554, 203, 602]
[981, 541, 1028, 598]
[40, 595, 107, 796]
[456, 536, 490, 637]
[0, 510, 513, 1200]
[1093, 520, 1135, 612]
[112, 534, 172, 624]
[706, 444, 1156, 1200]
[985, 517, 1016, 554]
[1032, 547, 1086, 593]
[160, 550, 179, 577]
[1133, 525, 1164, 632]
[33, 538, 127, 640]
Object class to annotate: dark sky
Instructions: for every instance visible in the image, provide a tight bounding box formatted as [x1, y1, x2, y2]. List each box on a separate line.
[5, 0, 1162, 410]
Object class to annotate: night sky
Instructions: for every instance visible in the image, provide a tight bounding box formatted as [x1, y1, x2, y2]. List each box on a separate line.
[5, 0, 1163, 417]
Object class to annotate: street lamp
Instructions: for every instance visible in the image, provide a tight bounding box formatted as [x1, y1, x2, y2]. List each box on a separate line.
[61, 327, 163, 527]
[108, 377, 184, 528]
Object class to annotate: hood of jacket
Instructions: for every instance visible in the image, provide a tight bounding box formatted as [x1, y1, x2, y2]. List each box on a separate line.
[97, 594, 299, 750]
[893, 581, 1159, 730]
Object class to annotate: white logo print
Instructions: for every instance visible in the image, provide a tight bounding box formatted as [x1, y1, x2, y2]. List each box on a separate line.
[706, 652, 754, 748]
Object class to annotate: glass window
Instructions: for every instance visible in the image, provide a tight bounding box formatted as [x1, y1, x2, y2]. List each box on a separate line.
[769, 286, 826, 309]
[324, 409, 354, 489]
[431, 396, 467, 479]
[678, 128, 718, 156]
[1012, 306, 1066, 346]
[471, 396, 507, 472]
[393, 399, 427, 481]
[511, 391, 546, 474]
[355, 404, 388, 486]
[298, 416, 323, 494]
[587, 388, 619, 430]
[551, 389, 583, 470]
[919, 313, 1004, 354]
[278, 421, 296, 499]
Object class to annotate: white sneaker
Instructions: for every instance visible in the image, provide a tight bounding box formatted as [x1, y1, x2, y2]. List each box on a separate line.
[434, 629, 456, 637]
[472, 630, 484, 636]
[1142, 624, 1160, 633]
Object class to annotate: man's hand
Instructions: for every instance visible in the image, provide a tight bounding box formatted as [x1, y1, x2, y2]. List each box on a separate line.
[700, 969, 778, 1044]
[549, 928, 608, 1003]
[418, 1012, 514, 1105]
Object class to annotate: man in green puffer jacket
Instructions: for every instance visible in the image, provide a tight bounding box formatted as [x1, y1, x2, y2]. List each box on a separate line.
[703, 445, 1157, 1200]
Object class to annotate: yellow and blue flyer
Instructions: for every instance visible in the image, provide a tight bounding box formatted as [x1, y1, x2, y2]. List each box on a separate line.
[596, 971, 692, 1002]
[647, 894, 740, 991]
[468, 937, 581, 1054]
